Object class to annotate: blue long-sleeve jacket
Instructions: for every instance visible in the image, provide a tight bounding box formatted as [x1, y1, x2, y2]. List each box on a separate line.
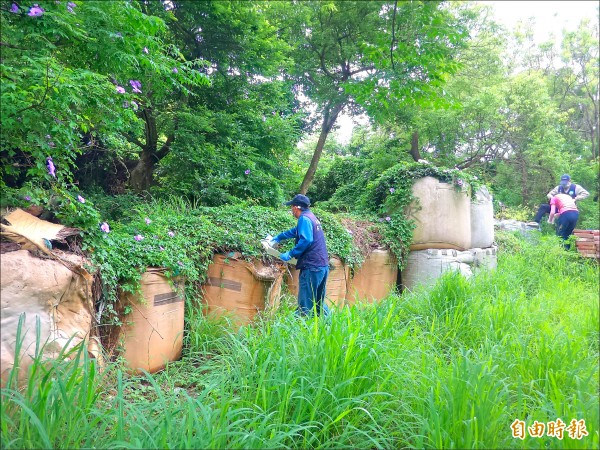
[274, 210, 329, 269]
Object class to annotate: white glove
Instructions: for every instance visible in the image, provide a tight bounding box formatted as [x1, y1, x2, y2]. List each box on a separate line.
[264, 235, 279, 248]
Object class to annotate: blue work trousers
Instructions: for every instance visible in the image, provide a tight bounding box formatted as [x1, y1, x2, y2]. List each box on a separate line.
[556, 210, 579, 247]
[297, 266, 329, 317]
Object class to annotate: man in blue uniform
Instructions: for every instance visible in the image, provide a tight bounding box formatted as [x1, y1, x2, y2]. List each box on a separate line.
[529, 174, 589, 226]
[271, 194, 330, 316]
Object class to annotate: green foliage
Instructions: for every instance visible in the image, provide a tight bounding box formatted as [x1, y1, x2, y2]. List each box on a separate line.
[1, 0, 207, 190]
[82, 199, 367, 316]
[2, 181, 100, 229]
[494, 204, 535, 222]
[307, 157, 365, 204]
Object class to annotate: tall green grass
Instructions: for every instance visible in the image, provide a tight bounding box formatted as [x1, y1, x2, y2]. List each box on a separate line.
[2, 234, 598, 448]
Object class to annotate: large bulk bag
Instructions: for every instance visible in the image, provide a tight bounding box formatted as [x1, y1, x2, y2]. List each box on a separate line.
[401, 249, 473, 291]
[115, 269, 185, 373]
[470, 246, 498, 270]
[284, 267, 300, 297]
[409, 177, 471, 251]
[283, 257, 349, 308]
[1, 250, 95, 386]
[325, 257, 349, 307]
[471, 186, 494, 248]
[346, 249, 398, 305]
[202, 254, 283, 326]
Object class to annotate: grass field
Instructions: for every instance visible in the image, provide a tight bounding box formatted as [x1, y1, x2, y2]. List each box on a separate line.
[2, 232, 598, 449]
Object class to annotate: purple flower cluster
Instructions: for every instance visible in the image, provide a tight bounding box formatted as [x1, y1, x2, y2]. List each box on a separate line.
[389, 187, 395, 194]
[100, 222, 110, 233]
[116, 86, 126, 94]
[28, 4, 44, 16]
[134, 234, 144, 241]
[46, 157, 56, 178]
[130, 80, 142, 93]
[77, 195, 85, 203]
[67, 1, 76, 13]
[244, 169, 250, 175]
[10, 3, 19, 13]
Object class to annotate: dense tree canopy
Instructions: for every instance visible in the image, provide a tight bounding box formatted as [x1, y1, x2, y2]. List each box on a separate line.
[1, 0, 598, 223]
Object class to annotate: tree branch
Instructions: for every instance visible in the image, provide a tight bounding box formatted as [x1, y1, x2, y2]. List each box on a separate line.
[121, 132, 145, 149]
[0, 41, 27, 50]
[390, 0, 398, 69]
[13, 62, 53, 116]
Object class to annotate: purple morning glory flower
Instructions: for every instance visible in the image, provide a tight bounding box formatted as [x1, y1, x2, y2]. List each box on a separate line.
[77, 195, 85, 203]
[67, 1, 76, 7]
[28, 4, 44, 16]
[159, 246, 164, 251]
[116, 86, 125, 94]
[168, 231, 175, 237]
[46, 157, 56, 178]
[244, 169, 250, 175]
[10, 3, 19, 13]
[389, 187, 395, 194]
[143, 47, 149, 54]
[24, 195, 31, 201]
[172, 67, 178, 74]
[100, 222, 110, 233]
[456, 179, 464, 187]
[145, 217, 152, 225]
[129, 80, 142, 93]
[134, 234, 144, 241]
[385, 216, 391, 222]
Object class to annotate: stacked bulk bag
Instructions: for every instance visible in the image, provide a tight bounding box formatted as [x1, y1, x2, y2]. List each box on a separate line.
[401, 247, 498, 291]
[113, 268, 185, 374]
[470, 246, 498, 270]
[409, 177, 471, 251]
[471, 186, 494, 248]
[401, 249, 473, 290]
[346, 249, 397, 305]
[402, 179, 496, 291]
[202, 253, 283, 326]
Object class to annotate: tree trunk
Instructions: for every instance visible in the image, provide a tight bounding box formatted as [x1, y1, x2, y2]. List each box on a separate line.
[129, 151, 156, 193]
[299, 102, 344, 195]
[127, 108, 175, 193]
[409, 130, 421, 162]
